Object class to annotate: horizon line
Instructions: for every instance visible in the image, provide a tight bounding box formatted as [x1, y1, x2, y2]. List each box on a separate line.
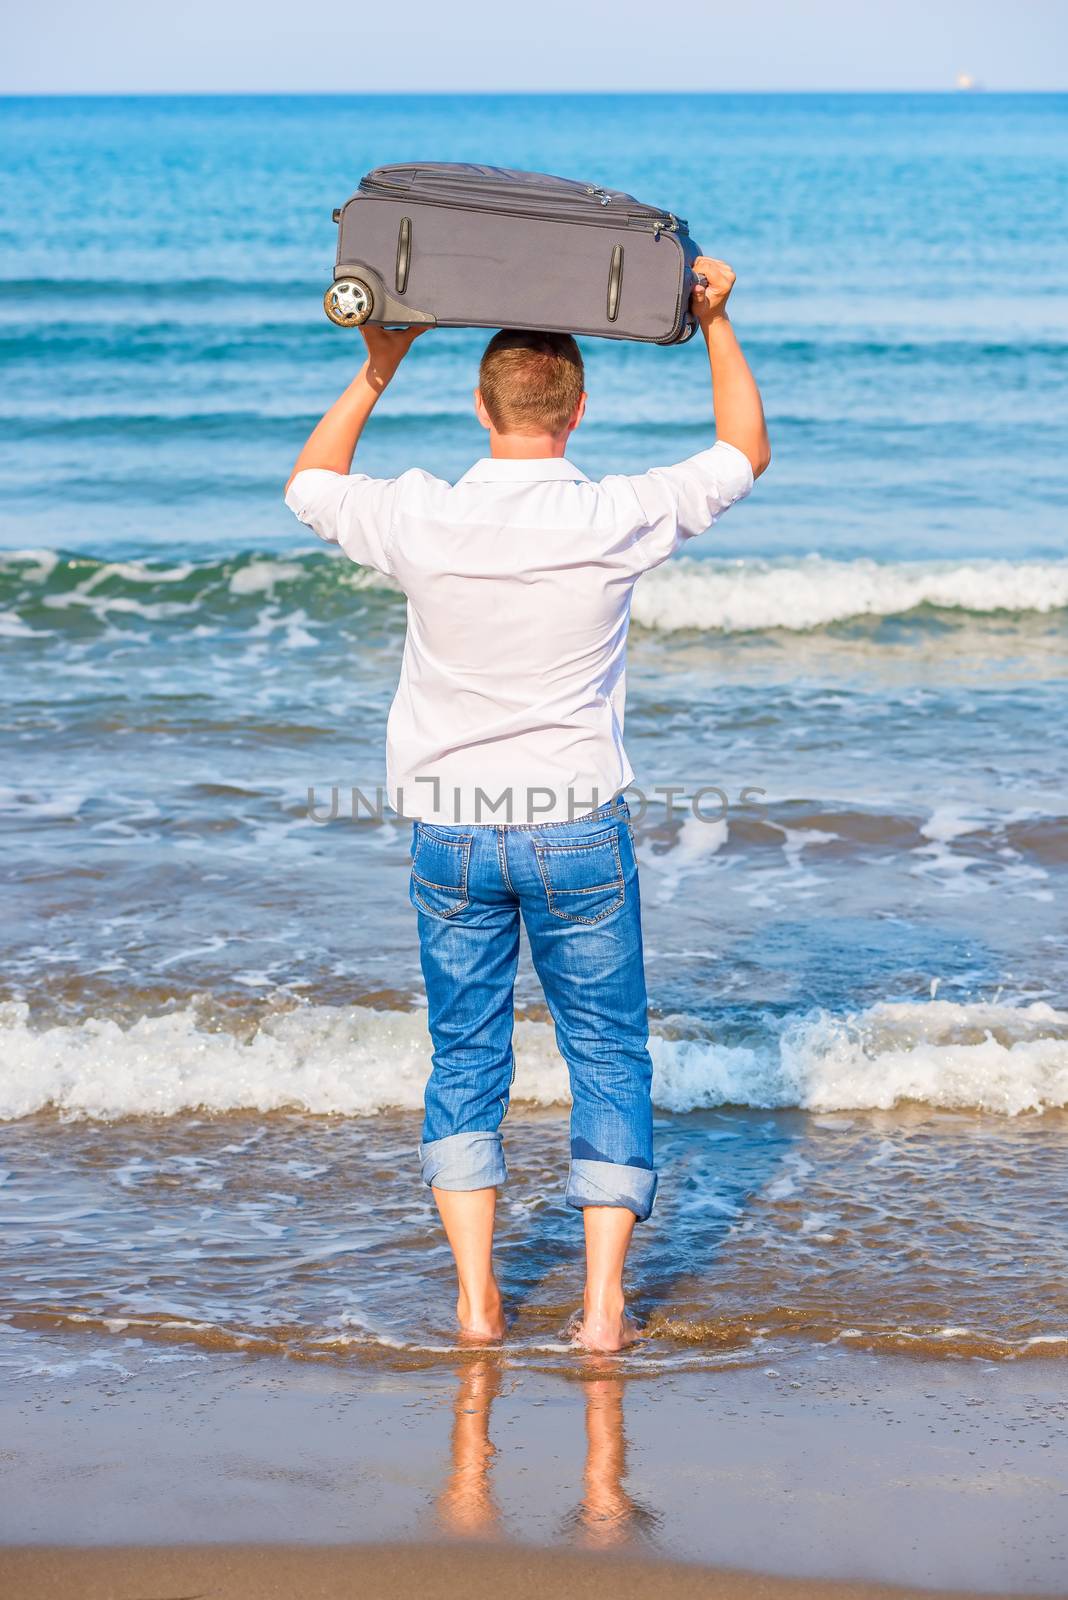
[3, 86, 1067, 99]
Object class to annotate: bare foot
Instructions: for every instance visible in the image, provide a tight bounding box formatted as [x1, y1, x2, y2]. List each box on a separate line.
[572, 1303, 641, 1354]
[456, 1285, 506, 1343]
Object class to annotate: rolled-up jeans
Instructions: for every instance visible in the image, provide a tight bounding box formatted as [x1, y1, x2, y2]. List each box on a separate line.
[410, 796, 657, 1221]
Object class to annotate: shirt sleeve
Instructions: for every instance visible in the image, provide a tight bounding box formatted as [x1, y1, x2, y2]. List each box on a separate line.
[617, 440, 755, 572]
[284, 468, 397, 576]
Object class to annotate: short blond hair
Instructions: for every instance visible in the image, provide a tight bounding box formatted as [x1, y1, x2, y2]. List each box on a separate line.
[478, 329, 585, 435]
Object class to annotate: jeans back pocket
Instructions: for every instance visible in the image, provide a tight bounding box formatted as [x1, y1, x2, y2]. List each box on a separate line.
[411, 826, 472, 919]
[534, 831, 625, 925]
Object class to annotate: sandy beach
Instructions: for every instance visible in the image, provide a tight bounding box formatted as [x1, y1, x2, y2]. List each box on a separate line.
[2, 1337, 1065, 1596]
[0, 1543, 1053, 1600]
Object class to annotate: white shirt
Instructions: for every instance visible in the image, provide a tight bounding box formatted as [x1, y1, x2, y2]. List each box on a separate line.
[285, 441, 753, 824]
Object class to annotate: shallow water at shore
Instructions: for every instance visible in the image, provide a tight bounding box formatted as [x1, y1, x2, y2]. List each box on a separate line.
[3, 1104, 1065, 1374]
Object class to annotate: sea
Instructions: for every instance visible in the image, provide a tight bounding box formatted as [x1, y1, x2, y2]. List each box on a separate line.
[1, 93, 1066, 1379]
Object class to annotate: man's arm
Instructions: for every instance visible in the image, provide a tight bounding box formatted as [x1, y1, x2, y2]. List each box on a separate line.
[284, 324, 426, 496]
[691, 257, 771, 478]
[611, 261, 767, 569]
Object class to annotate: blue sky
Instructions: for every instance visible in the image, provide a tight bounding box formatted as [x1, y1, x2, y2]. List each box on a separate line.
[5, 0, 1066, 93]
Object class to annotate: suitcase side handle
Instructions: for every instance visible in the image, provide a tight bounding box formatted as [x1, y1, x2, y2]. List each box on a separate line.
[607, 244, 624, 322]
[395, 216, 412, 294]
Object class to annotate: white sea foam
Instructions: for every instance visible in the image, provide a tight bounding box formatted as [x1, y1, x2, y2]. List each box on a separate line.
[1, 548, 61, 582]
[42, 589, 199, 621]
[1, 997, 1065, 1123]
[228, 559, 305, 597]
[630, 556, 1068, 633]
[82, 559, 195, 585]
[0, 786, 89, 820]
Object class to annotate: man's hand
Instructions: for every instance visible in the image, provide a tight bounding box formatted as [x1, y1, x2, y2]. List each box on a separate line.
[691, 257, 736, 327]
[360, 324, 428, 391]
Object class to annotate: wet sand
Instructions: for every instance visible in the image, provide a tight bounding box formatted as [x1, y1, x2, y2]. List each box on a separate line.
[1, 1337, 1065, 1596]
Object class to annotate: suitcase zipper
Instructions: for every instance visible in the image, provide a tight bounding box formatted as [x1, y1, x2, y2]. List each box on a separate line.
[357, 174, 683, 234]
[585, 186, 681, 234]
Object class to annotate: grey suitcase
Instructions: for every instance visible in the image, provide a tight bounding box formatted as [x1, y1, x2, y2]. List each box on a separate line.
[324, 163, 704, 345]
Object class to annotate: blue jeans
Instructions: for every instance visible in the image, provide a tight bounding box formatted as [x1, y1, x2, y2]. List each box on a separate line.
[410, 797, 657, 1221]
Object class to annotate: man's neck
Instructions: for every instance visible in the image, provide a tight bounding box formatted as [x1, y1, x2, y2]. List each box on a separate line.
[488, 429, 571, 461]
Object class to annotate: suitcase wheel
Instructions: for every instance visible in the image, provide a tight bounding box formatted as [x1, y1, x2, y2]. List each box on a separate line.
[324, 277, 374, 327]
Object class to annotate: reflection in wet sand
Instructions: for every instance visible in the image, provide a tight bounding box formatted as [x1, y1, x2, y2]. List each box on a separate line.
[572, 1368, 658, 1550]
[572, 1363, 661, 1548]
[436, 1359, 503, 1537]
[435, 1358, 658, 1549]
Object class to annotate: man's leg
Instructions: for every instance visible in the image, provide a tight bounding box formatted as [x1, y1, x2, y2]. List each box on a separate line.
[433, 1186, 504, 1342]
[515, 816, 655, 1352]
[580, 1204, 639, 1352]
[412, 825, 520, 1340]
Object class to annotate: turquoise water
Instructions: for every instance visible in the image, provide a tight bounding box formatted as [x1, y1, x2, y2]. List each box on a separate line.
[2, 93, 1065, 553]
[0, 96, 1066, 1371]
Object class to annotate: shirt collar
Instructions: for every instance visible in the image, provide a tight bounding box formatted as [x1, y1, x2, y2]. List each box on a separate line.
[456, 457, 590, 485]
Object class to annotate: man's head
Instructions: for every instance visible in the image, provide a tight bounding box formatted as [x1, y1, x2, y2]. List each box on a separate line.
[475, 330, 586, 452]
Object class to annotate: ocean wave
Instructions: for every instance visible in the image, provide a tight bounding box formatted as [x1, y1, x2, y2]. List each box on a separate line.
[0, 547, 388, 632]
[1, 996, 1065, 1122]
[3, 548, 1068, 638]
[631, 555, 1068, 632]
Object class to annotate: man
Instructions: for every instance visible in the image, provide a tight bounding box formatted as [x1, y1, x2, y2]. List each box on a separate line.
[285, 260, 769, 1352]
